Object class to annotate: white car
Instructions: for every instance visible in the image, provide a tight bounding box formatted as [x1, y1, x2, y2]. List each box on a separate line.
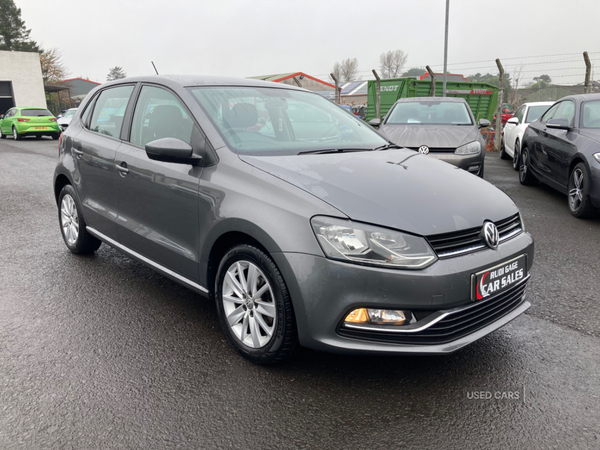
[57, 108, 78, 132]
[501, 101, 554, 170]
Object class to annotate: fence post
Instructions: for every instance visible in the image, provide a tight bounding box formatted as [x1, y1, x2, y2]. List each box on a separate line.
[372, 70, 381, 119]
[426, 65, 436, 97]
[494, 58, 504, 152]
[330, 73, 340, 104]
[584, 51, 591, 94]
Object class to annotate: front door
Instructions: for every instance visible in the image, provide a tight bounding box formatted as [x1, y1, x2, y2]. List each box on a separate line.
[114, 85, 203, 282]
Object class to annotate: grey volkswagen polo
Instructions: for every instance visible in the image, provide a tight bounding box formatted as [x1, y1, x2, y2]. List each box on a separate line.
[54, 75, 534, 364]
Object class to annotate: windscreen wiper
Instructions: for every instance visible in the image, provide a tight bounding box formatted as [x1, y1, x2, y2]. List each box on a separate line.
[374, 143, 404, 151]
[298, 148, 372, 155]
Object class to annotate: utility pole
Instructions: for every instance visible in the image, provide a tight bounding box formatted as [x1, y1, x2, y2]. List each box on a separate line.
[495, 58, 504, 153]
[426, 66, 436, 97]
[584, 51, 591, 94]
[372, 69, 381, 119]
[330, 73, 340, 104]
[442, 0, 450, 97]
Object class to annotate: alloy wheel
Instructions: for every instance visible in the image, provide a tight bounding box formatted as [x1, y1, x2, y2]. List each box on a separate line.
[569, 168, 584, 211]
[60, 194, 79, 245]
[13, 127, 18, 140]
[519, 150, 528, 182]
[512, 141, 520, 170]
[222, 260, 276, 349]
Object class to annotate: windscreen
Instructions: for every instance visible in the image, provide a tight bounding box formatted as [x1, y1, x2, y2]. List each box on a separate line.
[387, 101, 472, 125]
[21, 109, 53, 117]
[190, 86, 386, 155]
[582, 100, 600, 128]
[525, 105, 550, 123]
[63, 109, 77, 118]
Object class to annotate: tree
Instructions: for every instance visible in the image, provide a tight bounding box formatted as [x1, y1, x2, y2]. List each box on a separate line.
[379, 50, 408, 79]
[531, 74, 552, 89]
[339, 58, 359, 82]
[403, 67, 427, 77]
[0, 0, 40, 51]
[40, 48, 69, 84]
[107, 66, 127, 81]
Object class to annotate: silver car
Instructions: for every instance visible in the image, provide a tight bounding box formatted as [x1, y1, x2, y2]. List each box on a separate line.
[54, 76, 534, 364]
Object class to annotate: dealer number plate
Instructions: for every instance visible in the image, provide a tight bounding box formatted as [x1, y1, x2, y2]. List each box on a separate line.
[471, 254, 527, 301]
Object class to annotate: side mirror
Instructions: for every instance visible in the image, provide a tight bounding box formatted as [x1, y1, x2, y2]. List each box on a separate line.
[478, 118, 491, 128]
[145, 138, 202, 165]
[0, 114, 4, 120]
[506, 117, 519, 126]
[369, 118, 382, 127]
[546, 118, 570, 130]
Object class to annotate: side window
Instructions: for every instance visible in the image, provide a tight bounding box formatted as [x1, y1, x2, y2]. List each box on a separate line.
[130, 86, 194, 147]
[89, 85, 134, 138]
[553, 100, 575, 126]
[540, 103, 559, 124]
[6, 109, 15, 118]
[80, 96, 97, 127]
[515, 106, 525, 123]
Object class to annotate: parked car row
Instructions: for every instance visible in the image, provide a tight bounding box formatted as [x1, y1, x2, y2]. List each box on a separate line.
[53, 75, 534, 364]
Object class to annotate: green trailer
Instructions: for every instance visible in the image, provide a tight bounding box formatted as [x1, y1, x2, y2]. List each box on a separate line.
[365, 78, 498, 123]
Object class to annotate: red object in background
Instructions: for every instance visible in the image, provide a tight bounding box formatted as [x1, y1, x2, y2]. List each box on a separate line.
[493, 108, 514, 125]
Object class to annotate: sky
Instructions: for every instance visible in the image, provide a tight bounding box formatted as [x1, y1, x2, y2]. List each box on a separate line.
[16, 0, 600, 86]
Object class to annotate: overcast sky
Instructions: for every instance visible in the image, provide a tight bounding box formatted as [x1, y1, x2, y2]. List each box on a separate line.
[17, 0, 600, 86]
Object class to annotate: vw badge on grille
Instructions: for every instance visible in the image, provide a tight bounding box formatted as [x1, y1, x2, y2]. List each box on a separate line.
[482, 221, 499, 250]
[418, 145, 429, 155]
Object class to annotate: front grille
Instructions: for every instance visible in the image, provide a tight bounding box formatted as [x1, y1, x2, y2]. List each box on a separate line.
[407, 147, 456, 153]
[338, 278, 528, 345]
[427, 214, 522, 258]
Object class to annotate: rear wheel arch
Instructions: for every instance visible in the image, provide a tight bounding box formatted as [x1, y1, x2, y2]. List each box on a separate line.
[54, 174, 71, 205]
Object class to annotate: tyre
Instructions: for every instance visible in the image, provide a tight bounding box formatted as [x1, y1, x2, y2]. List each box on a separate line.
[512, 139, 520, 171]
[58, 184, 102, 254]
[519, 147, 538, 186]
[13, 127, 22, 140]
[215, 244, 297, 364]
[0, 127, 5, 139]
[568, 163, 597, 218]
[52, 134, 60, 140]
[500, 139, 510, 160]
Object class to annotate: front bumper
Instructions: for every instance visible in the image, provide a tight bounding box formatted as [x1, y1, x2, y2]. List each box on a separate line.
[272, 231, 534, 355]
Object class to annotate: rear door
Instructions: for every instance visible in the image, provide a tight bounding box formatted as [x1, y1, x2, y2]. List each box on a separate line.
[71, 85, 135, 239]
[114, 84, 203, 282]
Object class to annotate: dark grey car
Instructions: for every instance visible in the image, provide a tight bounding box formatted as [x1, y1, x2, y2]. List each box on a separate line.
[54, 76, 534, 364]
[372, 97, 490, 177]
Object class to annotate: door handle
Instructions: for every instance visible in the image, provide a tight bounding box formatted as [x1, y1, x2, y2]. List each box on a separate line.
[116, 162, 129, 176]
[72, 148, 83, 157]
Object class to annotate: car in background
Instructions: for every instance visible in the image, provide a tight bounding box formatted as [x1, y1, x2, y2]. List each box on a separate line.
[501, 101, 553, 170]
[0, 107, 61, 140]
[57, 108, 78, 132]
[520, 93, 600, 218]
[493, 105, 514, 125]
[370, 97, 490, 177]
[53, 75, 533, 364]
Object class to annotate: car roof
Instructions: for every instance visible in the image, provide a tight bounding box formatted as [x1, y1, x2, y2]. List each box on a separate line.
[393, 97, 468, 106]
[100, 74, 307, 92]
[556, 93, 600, 102]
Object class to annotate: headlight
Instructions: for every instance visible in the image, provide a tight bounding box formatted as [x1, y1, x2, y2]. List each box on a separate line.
[593, 153, 600, 163]
[455, 141, 481, 155]
[311, 216, 437, 269]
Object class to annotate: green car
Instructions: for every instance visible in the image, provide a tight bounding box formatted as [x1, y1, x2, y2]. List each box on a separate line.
[0, 107, 61, 140]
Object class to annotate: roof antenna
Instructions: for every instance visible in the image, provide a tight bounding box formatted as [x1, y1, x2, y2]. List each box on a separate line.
[151, 61, 159, 75]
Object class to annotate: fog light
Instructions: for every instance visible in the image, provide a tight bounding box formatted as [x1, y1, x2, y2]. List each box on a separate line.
[368, 309, 408, 325]
[344, 308, 410, 325]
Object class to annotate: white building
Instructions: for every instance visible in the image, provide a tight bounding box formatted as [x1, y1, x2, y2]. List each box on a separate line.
[0, 50, 47, 114]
